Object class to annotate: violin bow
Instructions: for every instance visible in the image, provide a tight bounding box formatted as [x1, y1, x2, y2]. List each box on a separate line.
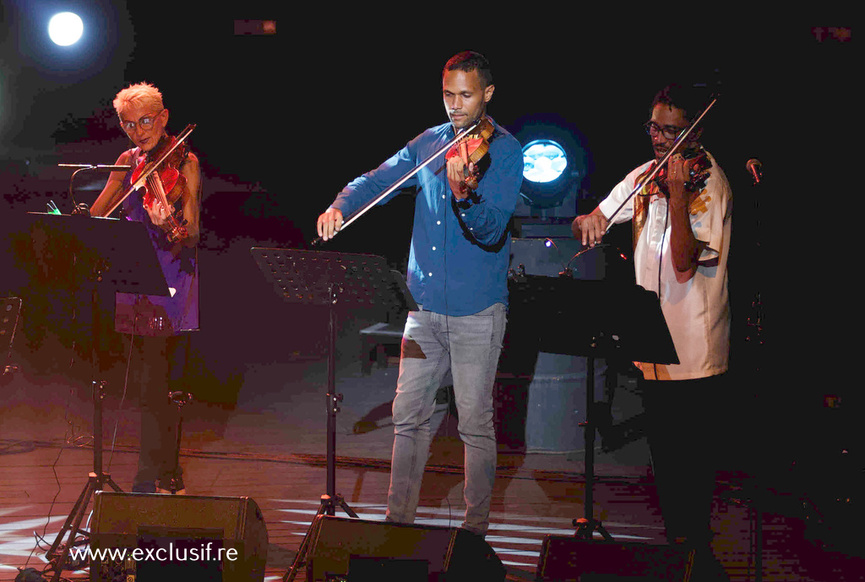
[312, 117, 485, 246]
[103, 123, 197, 218]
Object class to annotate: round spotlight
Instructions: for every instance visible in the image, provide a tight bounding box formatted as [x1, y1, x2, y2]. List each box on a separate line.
[512, 115, 589, 212]
[48, 12, 84, 47]
[523, 139, 568, 184]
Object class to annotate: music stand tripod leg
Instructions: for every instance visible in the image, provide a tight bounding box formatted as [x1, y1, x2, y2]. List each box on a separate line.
[45, 377, 122, 581]
[284, 504, 327, 582]
[282, 490, 361, 582]
[573, 343, 614, 542]
[284, 294, 360, 582]
[43, 476, 95, 581]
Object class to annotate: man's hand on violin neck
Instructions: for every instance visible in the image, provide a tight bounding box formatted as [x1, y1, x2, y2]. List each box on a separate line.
[665, 153, 691, 202]
[447, 156, 473, 199]
[317, 207, 344, 241]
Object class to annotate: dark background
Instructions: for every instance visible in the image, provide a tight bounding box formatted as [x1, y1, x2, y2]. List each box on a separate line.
[1, 5, 857, 461]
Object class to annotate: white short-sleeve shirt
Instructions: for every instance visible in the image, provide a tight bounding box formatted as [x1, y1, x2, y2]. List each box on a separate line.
[598, 152, 732, 380]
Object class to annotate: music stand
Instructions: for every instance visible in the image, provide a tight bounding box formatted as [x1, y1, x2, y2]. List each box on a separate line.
[0, 211, 168, 581]
[507, 275, 677, 541]
[250, 247, 405, 582]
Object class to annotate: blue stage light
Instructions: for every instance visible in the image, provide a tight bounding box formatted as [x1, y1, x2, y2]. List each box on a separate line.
[512, 115, 589, 214]
[522, 139, 568, 184]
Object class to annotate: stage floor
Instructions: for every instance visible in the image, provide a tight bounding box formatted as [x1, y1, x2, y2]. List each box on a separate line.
[1, 348, 863, 581]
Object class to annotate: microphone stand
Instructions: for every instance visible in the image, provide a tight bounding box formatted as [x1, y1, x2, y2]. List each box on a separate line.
[747, 159, 764, 582]
[57, 164, 132, 214]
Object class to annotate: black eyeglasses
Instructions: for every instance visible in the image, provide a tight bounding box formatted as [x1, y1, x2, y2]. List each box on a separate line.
[644, 121, 686, 140]
[120, 110, 164, 133]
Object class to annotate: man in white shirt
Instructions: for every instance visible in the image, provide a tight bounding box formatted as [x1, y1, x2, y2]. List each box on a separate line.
[572, 83, 731, 580]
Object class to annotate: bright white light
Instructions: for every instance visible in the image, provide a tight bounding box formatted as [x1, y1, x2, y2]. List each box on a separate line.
[522, 140, 568, 183]
[48, 12, 84, 47]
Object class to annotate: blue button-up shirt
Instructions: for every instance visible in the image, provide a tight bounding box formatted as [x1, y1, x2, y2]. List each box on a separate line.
[332, 118, 523, 316]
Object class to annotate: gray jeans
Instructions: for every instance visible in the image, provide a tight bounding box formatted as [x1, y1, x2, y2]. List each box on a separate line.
[386, 302, 506, 535]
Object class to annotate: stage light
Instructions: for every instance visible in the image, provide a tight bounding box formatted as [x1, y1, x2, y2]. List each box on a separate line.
[523, 139, 568, 184]
[48, 12, 84, 47]
[512, 115, 589, 215]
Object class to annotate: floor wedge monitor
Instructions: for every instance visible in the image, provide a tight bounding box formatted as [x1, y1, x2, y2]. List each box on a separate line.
[537, 535, 694, 581]
[90, 491, 268, 582]
[304, 515, 505, 581]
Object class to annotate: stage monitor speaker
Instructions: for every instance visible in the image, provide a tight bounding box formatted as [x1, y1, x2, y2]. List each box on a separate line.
[90, 491, 268, 582]
[537, 536, 694, 581]
[305, 515, 505, 582]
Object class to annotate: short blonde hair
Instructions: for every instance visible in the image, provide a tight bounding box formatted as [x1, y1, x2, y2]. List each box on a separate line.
[113, 82, 164, 116]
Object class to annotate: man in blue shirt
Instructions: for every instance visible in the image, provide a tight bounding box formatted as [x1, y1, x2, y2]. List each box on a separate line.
[317, 51, 522, 536]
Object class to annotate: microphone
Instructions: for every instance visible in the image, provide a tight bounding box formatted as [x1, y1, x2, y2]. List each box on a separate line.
[746, 158, 762, 185]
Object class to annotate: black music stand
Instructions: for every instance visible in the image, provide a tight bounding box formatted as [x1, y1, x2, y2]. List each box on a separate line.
[507, 274, 677, 541]
[0, 211, 168, 582]
[250, 247, 405, 582]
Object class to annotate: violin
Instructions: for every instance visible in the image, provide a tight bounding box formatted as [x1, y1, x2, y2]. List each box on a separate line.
[650, 146, 712, 196]
[604, 96, 717, 231]
[445, 116, 495, 194]
[130, 134, 190, 243]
